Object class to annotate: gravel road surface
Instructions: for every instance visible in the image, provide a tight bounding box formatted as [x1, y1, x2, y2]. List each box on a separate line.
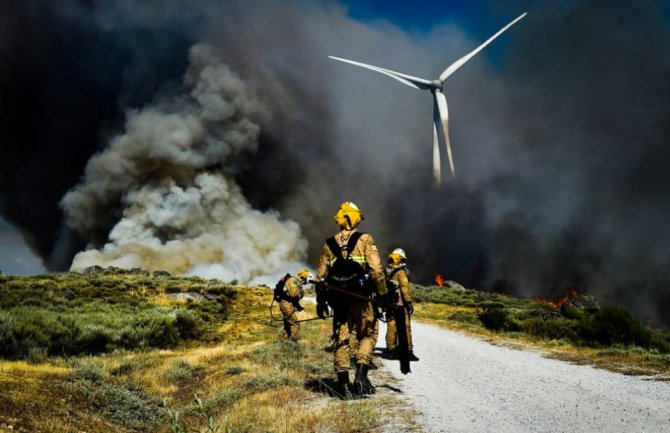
[377, 321, 670, 433]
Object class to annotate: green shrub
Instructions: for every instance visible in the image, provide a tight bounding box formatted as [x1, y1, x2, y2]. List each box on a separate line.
[478, 302, 509, 331]
[69, 360, 105, 383]
[207, 284, 236, 297]
[224, 365, 245, 375]
[163, 360, 203, 383]
[207, 389, 244, 407]
[243, 373, 294, 392]
[478, 308, 508, 331]
[412, 285, 478, 305]
[69, 375, 162, 430]
[520, 317, 578, 341]
[577, 306, 670, 352]
[448, 311, 481, 325]
[0, 273, 231, 360]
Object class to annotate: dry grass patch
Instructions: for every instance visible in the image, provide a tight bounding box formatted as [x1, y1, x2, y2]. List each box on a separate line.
[0, 359, 134, 433]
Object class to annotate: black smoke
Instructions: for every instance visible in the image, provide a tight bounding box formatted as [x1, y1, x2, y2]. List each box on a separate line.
[0, 1, 194, 267]
[2, 0, 670, 328]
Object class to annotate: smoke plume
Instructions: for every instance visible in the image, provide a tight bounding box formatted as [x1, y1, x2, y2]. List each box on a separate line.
[62, 44, 306, 282]
[2, 0, 670, 327]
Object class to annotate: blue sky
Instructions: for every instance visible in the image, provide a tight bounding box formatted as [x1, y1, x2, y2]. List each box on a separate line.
[339, 0, 467, 29]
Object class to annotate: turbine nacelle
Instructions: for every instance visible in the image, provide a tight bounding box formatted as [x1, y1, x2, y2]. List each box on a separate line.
[329, 12, 527, 184]
[430, 80, 444, 92]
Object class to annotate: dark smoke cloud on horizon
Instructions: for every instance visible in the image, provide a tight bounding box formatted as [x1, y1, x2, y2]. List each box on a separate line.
[2, 0, 670, 327]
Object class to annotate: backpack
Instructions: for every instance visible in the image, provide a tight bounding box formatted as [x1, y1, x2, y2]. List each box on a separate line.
[274, 273, 291, 301]
[325, 232, 369, 295]
[386, 266, 405, 305]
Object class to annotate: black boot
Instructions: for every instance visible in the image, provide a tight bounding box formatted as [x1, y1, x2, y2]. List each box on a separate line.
[353, 363, 374, 395]
[336, 371, 353, 400]
[408, 351, 420, 361]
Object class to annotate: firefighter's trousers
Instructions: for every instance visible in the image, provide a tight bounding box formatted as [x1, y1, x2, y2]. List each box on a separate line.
[385, 308, 413, 351]
[334, 301, 376, 372]
[279, 300, 300, 341]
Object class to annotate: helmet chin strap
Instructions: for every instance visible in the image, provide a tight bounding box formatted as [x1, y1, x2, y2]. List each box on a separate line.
[344, 215, 353, 230]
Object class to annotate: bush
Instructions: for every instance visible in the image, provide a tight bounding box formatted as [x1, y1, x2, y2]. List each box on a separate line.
[448, 311, 481, 325]
[577, 306, 670, 352]
[69, 364, 162, 430]
[520, 317, 578, 341]
[163, 360, 203, 383]
[224, 365, 245, 375]
[243, 373, 294, 392]
[478, 304, 509, 331]
[69, 361, 105, 383]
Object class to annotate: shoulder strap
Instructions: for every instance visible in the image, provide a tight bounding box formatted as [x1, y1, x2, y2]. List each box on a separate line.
[326, 232, 364, 260]
[326, 237, 343, 259]
[346, 232, 364, 256]
[387, 267, 403, 280]
[389, 266, 409, 281]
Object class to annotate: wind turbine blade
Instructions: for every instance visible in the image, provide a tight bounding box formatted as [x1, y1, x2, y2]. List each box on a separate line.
[433, 90, 455, 176]
[432, 121, 441, 185]
[329, 56, 432, 90]
[439, 12, 527, 82]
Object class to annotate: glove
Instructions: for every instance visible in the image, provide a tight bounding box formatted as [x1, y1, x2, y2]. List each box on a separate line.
[317, 302, 330, 319]
[405, 302, 414, 316]
[294, 302, 305, 312]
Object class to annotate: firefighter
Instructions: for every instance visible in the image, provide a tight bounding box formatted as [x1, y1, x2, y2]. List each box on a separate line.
[385, 248, 419, 361]
[278, 269, 312, 342]
[316, 201, 387, 396]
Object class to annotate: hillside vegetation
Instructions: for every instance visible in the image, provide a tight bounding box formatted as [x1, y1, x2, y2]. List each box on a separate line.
[0, 271, 410, 433]
[412, 281, 670, 375]
[0, 271, 233, 361]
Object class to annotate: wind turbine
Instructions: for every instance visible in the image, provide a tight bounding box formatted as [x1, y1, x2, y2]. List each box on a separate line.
[329, 12, 527, 184]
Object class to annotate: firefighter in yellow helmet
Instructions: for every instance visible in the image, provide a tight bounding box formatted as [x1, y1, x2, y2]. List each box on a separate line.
[316, 201, 387, 397]
[276, 269, 312, 342]
[385, 248, 419, 361]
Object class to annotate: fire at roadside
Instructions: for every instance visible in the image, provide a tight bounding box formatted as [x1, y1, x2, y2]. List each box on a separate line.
[418, 276, 670, 355]
[433, 273, 590, 313]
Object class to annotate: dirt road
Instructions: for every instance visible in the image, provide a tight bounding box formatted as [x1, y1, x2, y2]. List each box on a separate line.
[377, 321, 670, 433]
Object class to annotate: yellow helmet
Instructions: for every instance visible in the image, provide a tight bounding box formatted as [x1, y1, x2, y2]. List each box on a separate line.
[297, 268, 313, 282]
[388, 248, 407, 264]
[333, 201, 364, 230]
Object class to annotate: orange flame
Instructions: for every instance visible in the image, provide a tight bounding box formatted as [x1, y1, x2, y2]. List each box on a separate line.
[534, 289, 579, 309]
[434, 274, 445, 286]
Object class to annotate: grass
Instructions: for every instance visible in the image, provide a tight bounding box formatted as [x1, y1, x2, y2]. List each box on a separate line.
[412, 283, 670, 376]
[0, 270, 409, 433]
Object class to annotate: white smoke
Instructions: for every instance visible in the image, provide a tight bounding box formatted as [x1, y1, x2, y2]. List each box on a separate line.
[62, 43, 307, 282]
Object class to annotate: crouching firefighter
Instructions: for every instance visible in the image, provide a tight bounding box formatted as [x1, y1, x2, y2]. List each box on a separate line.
[315, 202, 387, 397]
[385, 248, 419, 374]
[275, 269, 312, 342]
